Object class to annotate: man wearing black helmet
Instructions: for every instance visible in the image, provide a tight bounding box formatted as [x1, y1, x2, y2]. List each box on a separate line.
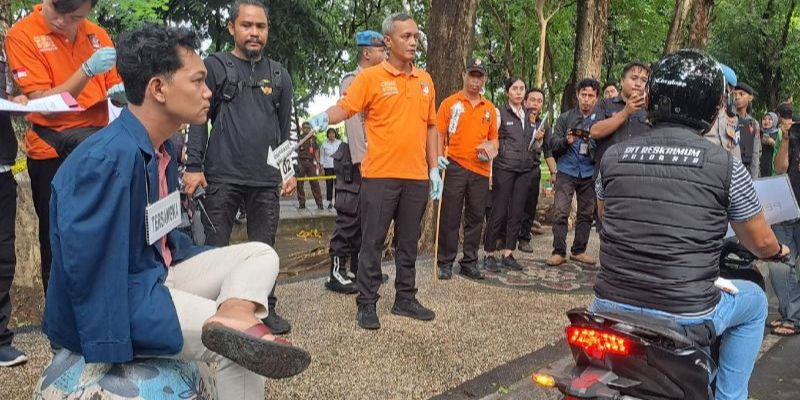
[592, 50, 788, 400]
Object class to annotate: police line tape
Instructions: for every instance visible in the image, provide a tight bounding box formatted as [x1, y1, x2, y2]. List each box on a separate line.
[296, 175, 335, 182]
[11, 159, 26, 175]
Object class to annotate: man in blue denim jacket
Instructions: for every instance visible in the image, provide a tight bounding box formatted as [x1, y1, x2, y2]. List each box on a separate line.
[43, 24, 308, 399]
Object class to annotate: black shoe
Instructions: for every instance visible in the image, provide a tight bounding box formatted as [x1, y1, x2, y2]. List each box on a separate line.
[326, 255, 358, 294]
[262, 312, 292, 334]
[391, 299, 435, 321]
[483, 255, 501, 273]
[317, 204, 325, 210]
[503, 254, 523, 271]
[0, 345, 28, 367]
[298, 204, 306, 209]
[459, 264, 485, 280]
[517, 240, 533, 253]
[438, 265, 453, 280]
[327, 202, 334, 209]
[357, 304, 381, 330]
[381, 273, 389, 283]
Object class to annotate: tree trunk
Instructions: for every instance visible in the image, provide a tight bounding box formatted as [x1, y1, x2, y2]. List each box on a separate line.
[757, 0, 797, 110]
[664, 0, 694, 54]
[561, 0, 609, 111]
[426, 0, 480, 107]
[687, 0, 715, 49]
[422, 0, 480, 256]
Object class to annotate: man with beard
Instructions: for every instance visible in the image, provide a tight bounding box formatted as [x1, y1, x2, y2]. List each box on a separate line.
[185, 0, 295, 334]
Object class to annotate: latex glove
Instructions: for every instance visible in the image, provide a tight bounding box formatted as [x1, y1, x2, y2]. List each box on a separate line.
[308, 113, 329, 132]
[477, 151, 489, 162]
[437, 155, 450, 171]
[108, 83, 127, 104]
[429, 168, 443, 200]
[82, 47, 116, 77]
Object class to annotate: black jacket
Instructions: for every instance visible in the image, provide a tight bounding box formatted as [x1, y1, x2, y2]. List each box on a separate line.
[495, 104, 540, 172]
[186, 53, 294, 187]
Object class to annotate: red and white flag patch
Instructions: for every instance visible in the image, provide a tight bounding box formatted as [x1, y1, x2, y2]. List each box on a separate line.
[12, 68, 27, 79]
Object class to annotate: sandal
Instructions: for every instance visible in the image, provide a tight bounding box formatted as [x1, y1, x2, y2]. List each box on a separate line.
[767, 318, 786, 328]
[770, 322, 800, 337]
[201, 322, 311, 379]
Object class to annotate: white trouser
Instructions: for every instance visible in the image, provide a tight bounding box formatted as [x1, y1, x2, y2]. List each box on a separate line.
[166, 242, 280, 400]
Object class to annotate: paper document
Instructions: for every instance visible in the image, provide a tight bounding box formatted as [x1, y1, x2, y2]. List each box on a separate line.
[726, 175, 800, 237]
[0, 92, 83, 113]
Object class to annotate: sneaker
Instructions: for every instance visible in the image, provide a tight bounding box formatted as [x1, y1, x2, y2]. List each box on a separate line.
[459, 264, 485, 280]
[483, 255, 502, 273]
[0, 345, 27, 367]
[298, 204, 306, 210]
[517, 240, 533, 253]
[438, 265, 453, 280]
[391, 299, 435, 321]
[570, 253, 596, 266]
[547, 254, 566, 266]
[317, 203, 325, 210]
[327, 202, 334, 209]
[502, 254, 523, 271]
[357, 304, 381, 330]
[262, 312, 292, 335]
[347, 270, 356, 280]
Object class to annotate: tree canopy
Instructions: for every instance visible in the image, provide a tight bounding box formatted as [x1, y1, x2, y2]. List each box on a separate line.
[3, 0, 798, 117]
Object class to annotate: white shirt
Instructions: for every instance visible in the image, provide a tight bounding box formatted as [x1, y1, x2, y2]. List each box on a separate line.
[321, 139, 342, 169]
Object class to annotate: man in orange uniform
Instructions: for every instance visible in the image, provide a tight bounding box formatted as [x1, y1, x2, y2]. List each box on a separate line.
[5, 0, 124, 294]
[308, 12, 441, 330]
[435, 58, 497, 281]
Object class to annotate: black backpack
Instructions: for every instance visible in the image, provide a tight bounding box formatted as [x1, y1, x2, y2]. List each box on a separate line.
[208, 52, 284, 113]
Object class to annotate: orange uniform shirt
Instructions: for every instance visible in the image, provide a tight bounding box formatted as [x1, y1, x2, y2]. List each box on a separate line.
[5, 5, 122, 160]
[436, 92, 498, 177]
[337, 60, 436, 180]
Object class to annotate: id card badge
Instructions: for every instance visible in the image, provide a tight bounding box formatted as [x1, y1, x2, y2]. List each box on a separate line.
[579, 142, 589, 155]
[145, 191, 181, 245]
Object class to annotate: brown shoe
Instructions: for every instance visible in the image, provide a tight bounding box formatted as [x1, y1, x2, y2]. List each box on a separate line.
[570, 253, 596, 266]
[546, 254, 566, 266]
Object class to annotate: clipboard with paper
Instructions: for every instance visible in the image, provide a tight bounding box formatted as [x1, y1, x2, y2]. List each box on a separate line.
[725, 175, 800, 238]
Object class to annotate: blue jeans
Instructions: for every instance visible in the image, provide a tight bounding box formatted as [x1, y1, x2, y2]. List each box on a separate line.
[590, 280, 767, 400]
[768, 221, 800, 326]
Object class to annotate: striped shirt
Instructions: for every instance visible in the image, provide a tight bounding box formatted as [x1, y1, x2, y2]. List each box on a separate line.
[596, 158, 762, 222]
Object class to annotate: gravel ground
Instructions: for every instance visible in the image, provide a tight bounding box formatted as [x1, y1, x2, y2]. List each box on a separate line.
[0, 229, 598, 400]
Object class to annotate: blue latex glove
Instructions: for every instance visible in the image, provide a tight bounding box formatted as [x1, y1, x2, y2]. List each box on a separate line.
[477, 153, 489, 162]
[429, 168, 443, 200]
[82, 47, 116, 77]
[308, 113, 329, 132]
[108, 83, 127, 104]
[437, 155, 450, 171]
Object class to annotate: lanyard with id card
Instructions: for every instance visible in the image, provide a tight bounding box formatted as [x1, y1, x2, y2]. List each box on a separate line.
[143, 159, 181, 245]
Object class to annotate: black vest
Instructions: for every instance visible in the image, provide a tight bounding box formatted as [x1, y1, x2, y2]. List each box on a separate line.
[595, 124, 732, 314]
[495, 104, 536, 172]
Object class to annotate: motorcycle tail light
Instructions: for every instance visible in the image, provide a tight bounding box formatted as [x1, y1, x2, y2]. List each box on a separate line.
[567, 326, 631, 358]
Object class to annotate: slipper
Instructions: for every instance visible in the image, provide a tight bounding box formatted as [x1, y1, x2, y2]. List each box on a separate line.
[201, 322, 311, 379]
[770, 323, 800, 337]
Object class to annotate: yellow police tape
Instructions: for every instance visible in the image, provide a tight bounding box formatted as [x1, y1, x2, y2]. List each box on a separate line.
[296, 175, 335, 182]
[11, 159, 26, 175]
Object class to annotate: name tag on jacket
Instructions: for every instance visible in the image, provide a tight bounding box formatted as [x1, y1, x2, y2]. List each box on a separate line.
[145, 191, 181, 245]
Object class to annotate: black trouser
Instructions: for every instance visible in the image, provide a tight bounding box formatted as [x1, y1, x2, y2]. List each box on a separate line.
[28, 158, 61, 295]
[437, 162, 489, 269]
[329, 165, 361, 272]
[485, 168, 532, 252]
[357, 178, 428, 306]
[518, 167, 542, 242]
[324, 167, 335, 202]
[296, 160, 322, 207]
[0, 171, 16, 346]
[551, 172, 595, 256]
[202, 182, 281, 310]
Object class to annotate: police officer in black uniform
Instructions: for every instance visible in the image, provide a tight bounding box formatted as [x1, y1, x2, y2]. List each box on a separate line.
[592, 49, 789, 400]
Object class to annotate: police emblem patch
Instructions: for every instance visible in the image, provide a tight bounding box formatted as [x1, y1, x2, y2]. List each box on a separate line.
[88, 33, 101, 49]
[33, 35, 57, 52]
[421, 82, 430, 96]
[259, 79, 273, 95]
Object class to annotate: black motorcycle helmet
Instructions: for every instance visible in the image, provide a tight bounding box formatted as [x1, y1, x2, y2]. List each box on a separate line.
[647, 49, 724, 133]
